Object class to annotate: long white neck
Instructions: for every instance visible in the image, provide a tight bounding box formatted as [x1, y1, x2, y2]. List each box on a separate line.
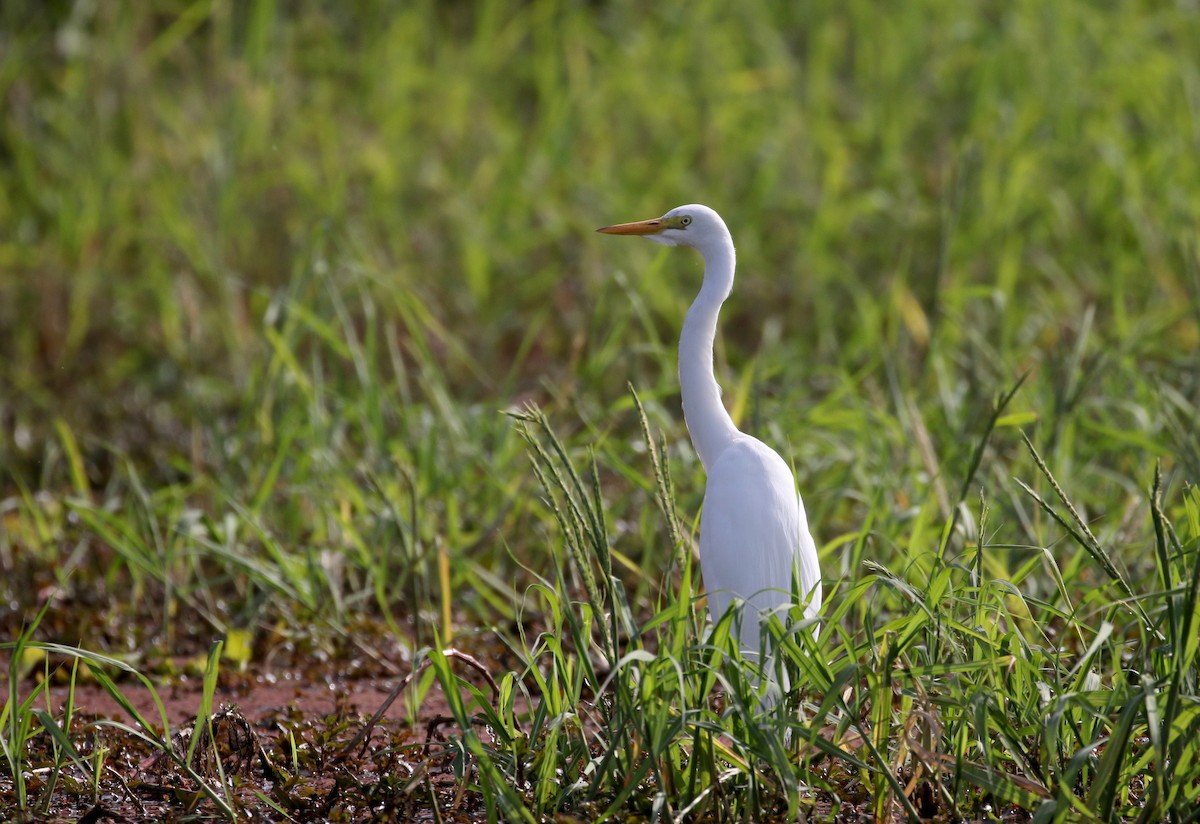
[679, 236, 741, 470]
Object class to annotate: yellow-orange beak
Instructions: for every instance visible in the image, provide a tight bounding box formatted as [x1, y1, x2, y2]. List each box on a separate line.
[596, 217, 664, 236]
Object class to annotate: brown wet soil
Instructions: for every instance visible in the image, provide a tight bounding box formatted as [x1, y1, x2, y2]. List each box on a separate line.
[47, 669, 453, 731]
[8, 656, 515, 823]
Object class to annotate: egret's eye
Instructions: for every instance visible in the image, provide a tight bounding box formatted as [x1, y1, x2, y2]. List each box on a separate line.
[679, 215, 692, 227]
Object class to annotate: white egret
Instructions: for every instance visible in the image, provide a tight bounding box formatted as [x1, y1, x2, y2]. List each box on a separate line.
[598, 205, 822, 670]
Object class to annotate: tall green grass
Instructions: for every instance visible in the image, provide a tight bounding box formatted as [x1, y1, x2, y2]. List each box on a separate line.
[420, 402, 1197, 820]
[2, 0, 1199, 819]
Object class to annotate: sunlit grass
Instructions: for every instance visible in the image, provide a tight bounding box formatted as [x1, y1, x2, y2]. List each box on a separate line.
[2, 0, 1199, 819]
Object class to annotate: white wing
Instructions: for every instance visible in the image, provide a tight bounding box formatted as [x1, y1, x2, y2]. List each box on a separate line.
[699, 435, 821, 654]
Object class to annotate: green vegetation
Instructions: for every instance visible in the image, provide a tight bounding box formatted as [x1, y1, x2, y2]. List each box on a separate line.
[3, 1, 1199, 820]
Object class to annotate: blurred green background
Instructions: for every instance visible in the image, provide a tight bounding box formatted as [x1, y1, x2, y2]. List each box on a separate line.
[2, 0, 1198, 648]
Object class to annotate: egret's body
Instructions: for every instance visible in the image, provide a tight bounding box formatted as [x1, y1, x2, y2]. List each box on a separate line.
[598, 205, 821, 662]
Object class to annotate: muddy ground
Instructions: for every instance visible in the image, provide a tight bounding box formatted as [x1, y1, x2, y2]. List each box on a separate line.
[8, 653, 509, 823]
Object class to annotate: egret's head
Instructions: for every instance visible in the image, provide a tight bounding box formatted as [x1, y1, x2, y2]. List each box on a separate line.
[597, 204, 728, 251]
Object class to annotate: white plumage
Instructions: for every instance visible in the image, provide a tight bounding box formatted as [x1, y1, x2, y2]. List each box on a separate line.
[599, 205, 822, 667]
